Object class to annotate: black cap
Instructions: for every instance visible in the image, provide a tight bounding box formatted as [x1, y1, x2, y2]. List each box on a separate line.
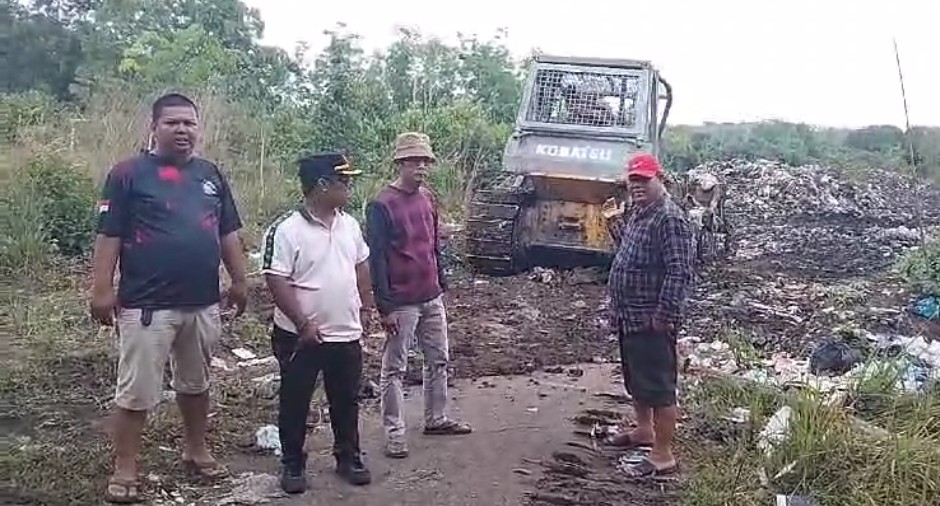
[298, 151, 361, 186]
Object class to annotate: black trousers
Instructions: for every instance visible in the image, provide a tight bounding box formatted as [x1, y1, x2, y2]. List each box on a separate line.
[271, 326, 363, 467]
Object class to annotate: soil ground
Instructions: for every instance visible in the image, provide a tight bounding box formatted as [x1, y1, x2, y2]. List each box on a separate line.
[6, 215, 936, 505]
[224, 365, 631, 506]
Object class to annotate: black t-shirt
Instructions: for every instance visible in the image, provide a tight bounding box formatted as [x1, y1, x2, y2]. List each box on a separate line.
[97, 153, 243, 309]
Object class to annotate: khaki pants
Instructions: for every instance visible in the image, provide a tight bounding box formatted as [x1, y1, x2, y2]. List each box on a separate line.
[115, 304, 221, 411]
[380, 296, 449, 442]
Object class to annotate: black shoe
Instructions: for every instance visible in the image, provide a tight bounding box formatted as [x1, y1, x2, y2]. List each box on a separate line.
[280, 462, 308, 494]
[336, 454, 372, 486]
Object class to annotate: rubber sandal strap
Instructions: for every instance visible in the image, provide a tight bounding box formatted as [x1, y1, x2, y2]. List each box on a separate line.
[621, 458, 679, 479]
[105, 477, 140, 504]
[622, 457, 658, 478]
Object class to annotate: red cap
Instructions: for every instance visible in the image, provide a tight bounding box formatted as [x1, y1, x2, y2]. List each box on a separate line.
[625, 152, 662, 179]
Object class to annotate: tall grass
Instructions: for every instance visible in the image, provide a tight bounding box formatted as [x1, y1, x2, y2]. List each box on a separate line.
[684, 374, 940, 506]
[0, 88, 488, 273]
[898, 234, 940, 296]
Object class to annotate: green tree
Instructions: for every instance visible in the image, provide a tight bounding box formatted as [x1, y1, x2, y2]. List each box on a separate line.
[0, 0, 84, 98]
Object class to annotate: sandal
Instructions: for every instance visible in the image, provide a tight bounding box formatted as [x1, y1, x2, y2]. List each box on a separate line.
[423, 419, 472, 435]
[182, 458, 229, 480]
[603, 431, 653, 449]
[620, 457, 679, 479]
[105, 476, 142, 504]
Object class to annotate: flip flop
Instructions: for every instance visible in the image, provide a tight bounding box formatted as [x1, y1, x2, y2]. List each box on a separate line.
[620, 457, 679, 479]
[105, 476, 142, 504]
[182, 459, 229, 480]
[603, 431, 653, 449]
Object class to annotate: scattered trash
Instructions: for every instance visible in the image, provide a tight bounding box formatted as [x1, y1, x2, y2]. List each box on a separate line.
[615, 448, 653, 475]
[912, 295, 939, 321]
[809, 340, 864, 376]
[757, 406, 792, 455]
[254, 425, 281, 456]
[231, 348, 257, 360]
[238, 356, 278, 368]
[217, 472, 285, 505]
[683, 339, 738, 374]
[723, 407, 751, 424]
[775, 494, 819, 506]
[695, 159, 940, 278]
[686, 326, 940, 394]
[251, 373, 279, 384]
[211, 357, 232, 371]
[530, 267, 555, 283]
[771, 460, 798, 481]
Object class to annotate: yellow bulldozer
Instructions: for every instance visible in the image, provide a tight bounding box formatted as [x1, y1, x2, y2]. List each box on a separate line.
[463, 54, 731, 274]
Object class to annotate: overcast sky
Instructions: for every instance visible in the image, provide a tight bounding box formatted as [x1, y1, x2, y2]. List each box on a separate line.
[244, 0, 939, 128]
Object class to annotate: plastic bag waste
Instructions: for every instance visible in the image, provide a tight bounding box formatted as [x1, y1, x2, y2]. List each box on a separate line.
[758, 406, 792, 455]
[912, 295, 939, 321]
[776, 495, 818, 506]
[809, 341, 864, 375]
[254, 425, 281, 456]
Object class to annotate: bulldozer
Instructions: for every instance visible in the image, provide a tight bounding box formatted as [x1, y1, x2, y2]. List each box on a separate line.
[464, 54, 730, 275]
[463, 54, 732, 274]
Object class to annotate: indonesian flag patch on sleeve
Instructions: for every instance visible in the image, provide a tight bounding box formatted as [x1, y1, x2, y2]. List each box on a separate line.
[98, 200, 110, 213]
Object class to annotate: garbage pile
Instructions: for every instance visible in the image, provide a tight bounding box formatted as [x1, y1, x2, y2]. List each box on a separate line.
[689, 159, 940, 279]
[681, 328, 940, 394]
[679, 159, 940, 353]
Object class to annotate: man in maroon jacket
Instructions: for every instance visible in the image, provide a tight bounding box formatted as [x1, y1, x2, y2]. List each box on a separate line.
[365, 132, 472, 459]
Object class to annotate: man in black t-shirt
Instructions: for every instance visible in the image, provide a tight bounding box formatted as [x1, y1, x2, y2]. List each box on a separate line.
[90, 93, 249, 504]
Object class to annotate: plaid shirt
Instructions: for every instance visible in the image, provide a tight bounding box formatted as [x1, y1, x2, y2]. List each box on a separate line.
[608, 197, 695, 334]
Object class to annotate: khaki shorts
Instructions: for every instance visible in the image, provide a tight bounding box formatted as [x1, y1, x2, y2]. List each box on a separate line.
[115, 304, 221, 411]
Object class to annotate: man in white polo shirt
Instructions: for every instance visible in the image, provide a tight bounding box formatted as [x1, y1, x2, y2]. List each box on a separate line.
[261, 151, 374, 493]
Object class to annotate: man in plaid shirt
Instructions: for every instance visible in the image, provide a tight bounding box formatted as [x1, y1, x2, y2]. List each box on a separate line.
[605, 152, 695, 478]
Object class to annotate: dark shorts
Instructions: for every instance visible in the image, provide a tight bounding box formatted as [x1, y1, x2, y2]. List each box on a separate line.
[618, 327, 678, 408]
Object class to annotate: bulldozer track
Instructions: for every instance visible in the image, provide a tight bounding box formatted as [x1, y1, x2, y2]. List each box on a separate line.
[464, 179, 528, 275]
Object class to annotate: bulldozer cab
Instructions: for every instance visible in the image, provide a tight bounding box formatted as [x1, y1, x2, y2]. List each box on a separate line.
[505, 55, 672, 181]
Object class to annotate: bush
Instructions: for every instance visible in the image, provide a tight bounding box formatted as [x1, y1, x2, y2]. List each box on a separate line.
[0, 169, 49, 274]
[0, 91, 61, 143]
[24, 154, 98, 258]
[898, 236, 940, 295]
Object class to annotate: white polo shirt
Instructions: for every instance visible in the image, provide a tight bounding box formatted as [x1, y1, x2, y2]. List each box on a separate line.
[261, 208, 369, 343]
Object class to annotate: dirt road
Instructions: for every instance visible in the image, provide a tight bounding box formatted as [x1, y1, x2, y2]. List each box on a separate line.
[219, 365, 627, 506]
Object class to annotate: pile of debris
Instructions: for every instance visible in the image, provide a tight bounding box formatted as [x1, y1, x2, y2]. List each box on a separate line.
[678, 159, 940, 354]
[677, 159, 940, 390]
[682, 328, 940, 394]
[690, 159, 940, 279]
